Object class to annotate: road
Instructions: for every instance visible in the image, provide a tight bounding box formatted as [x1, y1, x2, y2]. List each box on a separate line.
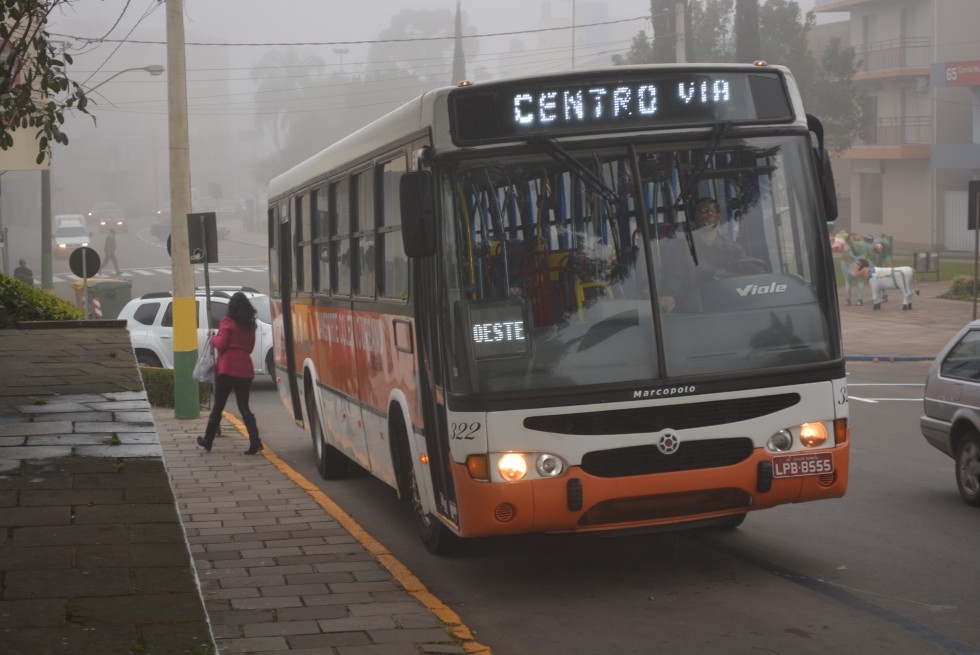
[39, 216, 270, 308]
[238, 360, 980, 655]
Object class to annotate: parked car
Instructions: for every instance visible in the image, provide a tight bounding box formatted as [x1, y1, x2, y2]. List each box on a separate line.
[52, 214, 91, 259]
[117, 287, 274, 381]
[87, 201, 126, 232]
[920, 319, 980, 506]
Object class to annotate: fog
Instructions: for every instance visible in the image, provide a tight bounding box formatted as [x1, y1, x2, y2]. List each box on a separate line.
[0, 0, 651, 241]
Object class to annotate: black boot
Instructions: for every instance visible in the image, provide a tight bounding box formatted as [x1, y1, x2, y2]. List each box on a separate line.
[196, 436, 213, 453]
[243, 412, 262, 455]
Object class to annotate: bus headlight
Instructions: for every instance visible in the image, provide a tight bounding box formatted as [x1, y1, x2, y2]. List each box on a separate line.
[767, 429, 793, 452]
[498, 453, 528, 481]
[799, 422, 828, 448]
[536, 453, 564, 477]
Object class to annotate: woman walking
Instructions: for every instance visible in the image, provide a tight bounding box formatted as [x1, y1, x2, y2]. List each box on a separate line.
[196, 292, 264, 455]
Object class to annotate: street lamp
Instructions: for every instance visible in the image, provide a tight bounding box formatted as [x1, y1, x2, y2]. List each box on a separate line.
[86, 64, 166, 93]
[40, 64, 165, 290]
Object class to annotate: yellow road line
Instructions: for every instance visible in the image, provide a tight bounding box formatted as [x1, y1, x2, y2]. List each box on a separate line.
[223, 411, 492, 654]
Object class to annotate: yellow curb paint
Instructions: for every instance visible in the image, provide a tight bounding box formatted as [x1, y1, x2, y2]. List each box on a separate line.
[222, 411, 492, 655]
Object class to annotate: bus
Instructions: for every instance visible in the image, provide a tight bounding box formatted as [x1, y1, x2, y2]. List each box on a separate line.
[267, 63, 848, 554]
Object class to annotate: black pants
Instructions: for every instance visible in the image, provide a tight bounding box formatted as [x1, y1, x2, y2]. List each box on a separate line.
[204, 374, 259, 446]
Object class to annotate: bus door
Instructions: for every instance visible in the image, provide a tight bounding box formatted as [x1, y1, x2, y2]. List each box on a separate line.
[415, 245, 459, 523]
[277, 205, 303, 423]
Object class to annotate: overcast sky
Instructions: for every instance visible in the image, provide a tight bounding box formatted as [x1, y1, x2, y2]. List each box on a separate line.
[50, 0, 654, 85]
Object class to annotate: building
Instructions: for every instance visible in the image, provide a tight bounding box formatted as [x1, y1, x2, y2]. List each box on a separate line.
[814, 0, 980, 252]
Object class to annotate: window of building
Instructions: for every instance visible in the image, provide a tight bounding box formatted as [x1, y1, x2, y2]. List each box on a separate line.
[860, 174, 883, 225]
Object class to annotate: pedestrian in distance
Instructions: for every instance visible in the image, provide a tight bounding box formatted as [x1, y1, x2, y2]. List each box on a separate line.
[103, 228, 121, 275]
[196, 292, 264, 455]
[13, 259, 34, 286]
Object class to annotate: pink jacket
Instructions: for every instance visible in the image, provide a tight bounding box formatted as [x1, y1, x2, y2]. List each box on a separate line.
[211, 315, 255, 380]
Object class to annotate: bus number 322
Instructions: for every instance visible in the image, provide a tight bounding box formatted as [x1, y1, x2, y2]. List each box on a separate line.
[451, 423, 481, 440]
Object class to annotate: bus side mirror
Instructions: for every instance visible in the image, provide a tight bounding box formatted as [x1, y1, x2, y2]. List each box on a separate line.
[400, 171, 436, 257]
[807, 113, 839, 223]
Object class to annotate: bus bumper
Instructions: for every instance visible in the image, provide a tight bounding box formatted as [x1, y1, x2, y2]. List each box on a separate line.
[449, 444, 849, 538]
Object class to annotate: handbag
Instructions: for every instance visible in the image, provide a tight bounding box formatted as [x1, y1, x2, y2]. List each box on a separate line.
[192, 335, 216, 384]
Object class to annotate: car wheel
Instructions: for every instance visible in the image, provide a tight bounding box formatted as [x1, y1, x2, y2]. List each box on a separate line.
[266, 351, 275, 384]
[955, 432, 980, 507]
[136, 351, 162, 368]
[307, 390, 348, 480]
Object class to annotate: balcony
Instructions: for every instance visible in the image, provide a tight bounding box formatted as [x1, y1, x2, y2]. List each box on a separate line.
[855, 37, 931, 80]
[843, 116, 932, 160]
[814, 0, 878, 11]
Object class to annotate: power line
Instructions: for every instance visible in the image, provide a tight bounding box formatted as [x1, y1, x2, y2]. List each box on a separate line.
[51, 15, 649, 48]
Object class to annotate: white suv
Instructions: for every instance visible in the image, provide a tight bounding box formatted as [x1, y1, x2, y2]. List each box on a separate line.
[118, 287, 274, 381]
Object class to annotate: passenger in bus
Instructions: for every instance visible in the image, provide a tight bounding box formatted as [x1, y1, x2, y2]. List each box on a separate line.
[658, 197, 746, 313]
[196, 292, 264, 455]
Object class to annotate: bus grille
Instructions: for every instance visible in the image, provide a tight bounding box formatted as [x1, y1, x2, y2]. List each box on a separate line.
[580, 438, 754, 478]
[523, 393, 799, 435]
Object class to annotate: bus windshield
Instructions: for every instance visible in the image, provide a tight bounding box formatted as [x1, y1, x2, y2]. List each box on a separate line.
[439, 134, 837, 394]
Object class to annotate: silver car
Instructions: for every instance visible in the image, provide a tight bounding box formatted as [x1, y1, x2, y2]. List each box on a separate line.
[920, 319, 980, 506]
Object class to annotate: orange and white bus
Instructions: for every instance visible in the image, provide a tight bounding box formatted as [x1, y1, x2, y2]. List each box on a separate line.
[268, 63, 849, 553]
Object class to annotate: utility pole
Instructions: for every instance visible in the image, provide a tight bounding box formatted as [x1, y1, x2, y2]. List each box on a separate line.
[166, 0, 199, 418]
[674, 0, 687, 63]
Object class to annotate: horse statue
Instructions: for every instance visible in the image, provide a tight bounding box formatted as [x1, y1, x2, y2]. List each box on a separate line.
[851, 258, 918, 310]
[831, 231, 876, 305]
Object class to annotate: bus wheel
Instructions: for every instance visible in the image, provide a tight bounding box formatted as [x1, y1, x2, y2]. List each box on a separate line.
[307, 395, 347, 480]
[716, 513, 747, 529]
[393, 431, 459, 555]
[265, 351, 275, 385]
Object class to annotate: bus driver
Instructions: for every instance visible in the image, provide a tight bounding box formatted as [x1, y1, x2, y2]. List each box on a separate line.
[659, 197, 746, 313]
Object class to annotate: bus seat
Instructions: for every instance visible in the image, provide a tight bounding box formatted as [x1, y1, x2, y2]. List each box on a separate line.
[575, 279, 614, 321]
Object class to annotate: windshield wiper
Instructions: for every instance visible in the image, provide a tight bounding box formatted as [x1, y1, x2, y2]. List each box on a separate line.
[528, 136, 620, 209]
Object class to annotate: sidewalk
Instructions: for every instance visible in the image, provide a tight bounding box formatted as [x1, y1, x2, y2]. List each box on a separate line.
[0, 286, 974, 654]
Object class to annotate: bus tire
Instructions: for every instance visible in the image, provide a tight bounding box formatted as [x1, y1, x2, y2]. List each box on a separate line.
[392, 420, 459, 555]
[716, 513, 747, 529]
[265, 350, 275, 385]
[307, 393, 348, 480]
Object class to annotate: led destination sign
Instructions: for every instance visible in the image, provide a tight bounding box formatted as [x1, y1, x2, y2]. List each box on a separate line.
[449, 69, 793, 145]
[461, 298, 530, 360]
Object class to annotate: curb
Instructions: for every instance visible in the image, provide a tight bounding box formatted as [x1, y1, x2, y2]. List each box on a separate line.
[845, 355, 935, 362]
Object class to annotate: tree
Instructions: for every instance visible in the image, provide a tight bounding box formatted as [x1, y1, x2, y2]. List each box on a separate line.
[689, 0, 734, 62]
[613, 0, 863, 151]
[366, 8, 479, 90]
[758, 0, 815, 84]
[0, 0, 89, 165]
[611, 30, 656, 66]
[251, 49, 326, 158]
[808, 37, 866, 153]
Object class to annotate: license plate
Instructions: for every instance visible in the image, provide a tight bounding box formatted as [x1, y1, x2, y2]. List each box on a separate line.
[772, 452, 834, 478]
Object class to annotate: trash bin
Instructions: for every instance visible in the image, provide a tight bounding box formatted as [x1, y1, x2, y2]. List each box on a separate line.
[71, 277, 133, 319]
